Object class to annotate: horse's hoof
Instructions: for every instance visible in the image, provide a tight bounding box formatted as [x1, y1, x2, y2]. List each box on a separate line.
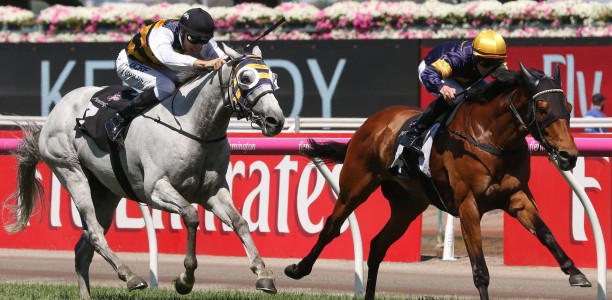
[569, 274, 592, 287]
[284, 264, 306, 280]
[173, 273, 194, 295]
[256, 277, 277, 294]
[127, 275, 148, 291]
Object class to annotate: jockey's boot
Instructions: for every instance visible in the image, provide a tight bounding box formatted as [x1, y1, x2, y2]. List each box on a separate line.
[399, 122, 429, 158]
[399, 96, 450, 160]
[106, 88, 158, 142]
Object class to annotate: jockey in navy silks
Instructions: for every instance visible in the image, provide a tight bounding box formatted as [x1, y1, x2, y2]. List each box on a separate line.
[107, 8, 227, 142]
[400, 29, 508, 159]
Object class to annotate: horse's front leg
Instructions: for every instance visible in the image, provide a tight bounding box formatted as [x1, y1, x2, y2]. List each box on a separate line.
[151, 179, 200, 294]
[507, 191, 591, 287]
[458, 197, 490, 300]
[205, 187, 277, 293]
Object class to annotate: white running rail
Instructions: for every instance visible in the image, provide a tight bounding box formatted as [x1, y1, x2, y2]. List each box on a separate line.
[1, 115, 611, 131]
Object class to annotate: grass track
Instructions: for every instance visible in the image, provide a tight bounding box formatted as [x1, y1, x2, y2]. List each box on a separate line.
[0, 283, 460, 300]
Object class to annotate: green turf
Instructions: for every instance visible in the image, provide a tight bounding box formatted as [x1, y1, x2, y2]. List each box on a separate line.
[0, 283, 462, 300]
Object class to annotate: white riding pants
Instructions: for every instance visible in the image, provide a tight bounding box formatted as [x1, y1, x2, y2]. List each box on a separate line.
[116, 49, 179, 100]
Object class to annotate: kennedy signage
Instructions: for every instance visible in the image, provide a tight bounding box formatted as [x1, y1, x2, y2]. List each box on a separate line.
[0, 40, 421, 118]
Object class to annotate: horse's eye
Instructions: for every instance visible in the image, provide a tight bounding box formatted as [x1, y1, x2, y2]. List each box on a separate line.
[240, 70, 255, 85]
[538, 106, 547, 115]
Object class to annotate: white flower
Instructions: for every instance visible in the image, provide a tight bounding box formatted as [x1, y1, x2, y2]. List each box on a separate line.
[229, 3, 280, 24]
[274, 2, 319, 23]
[95, 3, 147, 25]
[37, 5, 93, 25]
[0, 5, 35, 26]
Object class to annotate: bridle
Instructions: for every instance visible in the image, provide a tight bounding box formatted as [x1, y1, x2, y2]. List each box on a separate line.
[142, 54, 278, 143]
[507, 85, 567, 154]
[450, 75, 570, 157]
[220, 54, 278, 133]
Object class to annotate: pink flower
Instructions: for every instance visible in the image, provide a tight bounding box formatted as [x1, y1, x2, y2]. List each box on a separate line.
[84, 24, 96, 33]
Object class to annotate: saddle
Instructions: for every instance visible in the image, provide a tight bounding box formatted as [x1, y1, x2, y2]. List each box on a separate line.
[76, 85, 142, 202]
[389, 100, 465, 212]
[76, 86, 139, 152]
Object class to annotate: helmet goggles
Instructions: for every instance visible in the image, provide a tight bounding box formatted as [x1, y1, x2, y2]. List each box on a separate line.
[476, 57, 503, 68]
[185, 33, 211, 45]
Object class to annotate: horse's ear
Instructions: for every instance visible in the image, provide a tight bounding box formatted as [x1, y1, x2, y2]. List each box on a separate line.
[553, 64, 562, 86]
[252, 45, 262, 58]
[520, 62, 538, 90]
[223, 43, 241, 60]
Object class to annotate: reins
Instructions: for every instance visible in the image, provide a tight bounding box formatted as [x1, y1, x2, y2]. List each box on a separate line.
[449, 77, 566, 156]
[138, 53, 274, 143]
[138, 70, 228, 144]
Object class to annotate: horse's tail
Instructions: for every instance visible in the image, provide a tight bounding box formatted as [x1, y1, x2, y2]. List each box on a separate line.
[301, 138, 349, 164]
[4, 123, 45, 234]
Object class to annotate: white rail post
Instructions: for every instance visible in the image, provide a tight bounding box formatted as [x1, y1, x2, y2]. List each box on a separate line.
[553, 161, 607, 300]
[442, 213, 456, 260]
[312, 157, 364, 297]
[138, 204, 159, 288]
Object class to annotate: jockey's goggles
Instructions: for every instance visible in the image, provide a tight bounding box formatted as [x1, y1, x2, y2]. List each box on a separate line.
[477, 58, 503, 68]
[186, 33, 211, 45]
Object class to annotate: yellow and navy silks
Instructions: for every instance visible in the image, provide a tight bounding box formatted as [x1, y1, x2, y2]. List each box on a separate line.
[230, 55, 277, 110]
[126, 19, 186, 68]
[420, 40, 505, 94]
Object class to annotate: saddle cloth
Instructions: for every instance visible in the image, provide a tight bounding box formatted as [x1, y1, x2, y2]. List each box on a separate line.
[389, 118, 440, 178]
[390, 98, 465, 178]
[76, 86, 139, 152]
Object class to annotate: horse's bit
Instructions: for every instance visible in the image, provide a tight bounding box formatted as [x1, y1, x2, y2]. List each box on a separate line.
[450, 78, 569, 156]
[508, 85, 569, 154]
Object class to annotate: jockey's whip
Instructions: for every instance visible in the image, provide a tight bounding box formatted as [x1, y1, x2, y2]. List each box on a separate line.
[245, 17, 287, 49]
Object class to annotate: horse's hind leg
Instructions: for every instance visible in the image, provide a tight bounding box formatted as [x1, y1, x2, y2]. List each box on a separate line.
[205, 187, 276, 293]
[74, 178, 142, 300]
[364, 182, 428, 300]
[285, 170, 379, 280]
[507, 191, 592, 287]
[51, 165, 146, 298]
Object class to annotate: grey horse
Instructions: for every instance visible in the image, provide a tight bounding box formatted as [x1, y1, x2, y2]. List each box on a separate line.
[4, 45, 284, 299]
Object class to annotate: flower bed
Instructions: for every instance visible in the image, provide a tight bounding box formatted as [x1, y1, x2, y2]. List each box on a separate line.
[1, 0, 611, 42]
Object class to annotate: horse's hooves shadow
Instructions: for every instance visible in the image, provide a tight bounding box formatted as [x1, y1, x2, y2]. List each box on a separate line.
[569, 273, 592, 287]
[256, 277, 277, 294]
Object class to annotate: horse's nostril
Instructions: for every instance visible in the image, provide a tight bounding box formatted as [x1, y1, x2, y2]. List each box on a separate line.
[265, 117, 278, 126]
[558, 151, 575, 161]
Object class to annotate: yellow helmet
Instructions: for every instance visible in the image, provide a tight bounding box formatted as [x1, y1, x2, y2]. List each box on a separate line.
[472, 30, 507, 59]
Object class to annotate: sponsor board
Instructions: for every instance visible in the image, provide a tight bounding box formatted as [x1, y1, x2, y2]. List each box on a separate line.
[0, 132, 421, 262]
[0, 129, 609, 266]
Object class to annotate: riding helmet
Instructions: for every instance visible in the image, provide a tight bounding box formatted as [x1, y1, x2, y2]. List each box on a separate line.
[179, 8, 215, 37]
[472, 30, 507, 59]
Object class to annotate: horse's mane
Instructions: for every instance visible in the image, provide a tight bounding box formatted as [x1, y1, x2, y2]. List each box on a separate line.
[177, 68, 211, 85]
[176, 45, 248, 85]
[465, 68, 545, 103]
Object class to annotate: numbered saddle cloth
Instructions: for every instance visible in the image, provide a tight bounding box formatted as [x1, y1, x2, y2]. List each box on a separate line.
[76, 86, 139, 152]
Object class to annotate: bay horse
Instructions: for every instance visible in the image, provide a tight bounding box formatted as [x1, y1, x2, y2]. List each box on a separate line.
[4, 45, 284, 299]
[285, 64, 591, 299]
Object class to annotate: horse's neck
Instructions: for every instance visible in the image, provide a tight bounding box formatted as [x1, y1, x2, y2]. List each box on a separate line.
[170, 71, 233, 139]
[458, 91, 529, 150]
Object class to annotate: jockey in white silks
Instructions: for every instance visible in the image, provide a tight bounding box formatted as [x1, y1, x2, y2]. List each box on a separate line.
[107, 8, 227, 142]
